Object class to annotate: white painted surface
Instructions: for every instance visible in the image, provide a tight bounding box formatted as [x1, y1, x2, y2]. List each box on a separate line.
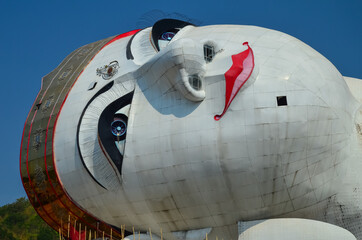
[345, 77, 362, 103]
[53, 24, 362, 239]
[238, 218, 356, 240]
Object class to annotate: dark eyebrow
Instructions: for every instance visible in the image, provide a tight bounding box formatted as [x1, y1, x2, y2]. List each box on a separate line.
[151, 18, 193, 51]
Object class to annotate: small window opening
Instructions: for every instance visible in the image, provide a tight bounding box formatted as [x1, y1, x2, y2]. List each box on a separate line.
[204, 44, 215, 63]
[45, 100, 51, 108]
[35, 102, 42, 110]
[61, 71, 69, 78]
[35, 134, 40, 144]
[33, 132, 41, 150]
[277, 96, 288, 106]
[188, 75, 202, 91]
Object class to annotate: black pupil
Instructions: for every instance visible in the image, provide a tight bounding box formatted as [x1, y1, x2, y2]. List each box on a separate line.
[161, 32, 175, 41]
[111, 120, 126, 136]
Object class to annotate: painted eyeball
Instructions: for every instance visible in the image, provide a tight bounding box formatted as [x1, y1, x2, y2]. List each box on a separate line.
[152, 19, 193, 51]
[161, 31, 176, 41]
[111, 119, 127, 137]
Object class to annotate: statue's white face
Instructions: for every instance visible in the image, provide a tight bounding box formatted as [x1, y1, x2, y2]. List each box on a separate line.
[74, 20, 262, 190]
[54, 19, 361, 236]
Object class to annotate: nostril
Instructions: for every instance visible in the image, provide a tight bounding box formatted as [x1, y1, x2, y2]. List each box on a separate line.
[188, 75, 202, 90]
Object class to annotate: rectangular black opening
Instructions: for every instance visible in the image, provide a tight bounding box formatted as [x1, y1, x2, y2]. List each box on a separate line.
[277, 96, 288, 106]
[204, 44, 215, 63]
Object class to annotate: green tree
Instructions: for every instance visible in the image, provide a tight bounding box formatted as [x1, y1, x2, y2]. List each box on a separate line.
[0, 226, 16, 240]
[0, 197, 58, 240]
[37, 227, 58, 240]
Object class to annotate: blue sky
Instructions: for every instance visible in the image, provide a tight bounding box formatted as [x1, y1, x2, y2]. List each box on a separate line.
[0, 0, 361, 206]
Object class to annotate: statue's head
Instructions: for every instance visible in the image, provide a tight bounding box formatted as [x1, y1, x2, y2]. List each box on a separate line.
[49, 19, 362, 236]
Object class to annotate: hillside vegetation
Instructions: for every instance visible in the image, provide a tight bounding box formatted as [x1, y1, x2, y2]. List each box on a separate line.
[0, 197, 58, 240]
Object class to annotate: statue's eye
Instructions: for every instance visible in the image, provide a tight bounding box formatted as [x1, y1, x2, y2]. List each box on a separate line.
[111, 120, 126, 136]
[151, 19, 193, 51]
[160, 31, 176, 41]
[111, 114, 127, 140]
[127, 18, 194, 62]
[158, 30, 178, 49]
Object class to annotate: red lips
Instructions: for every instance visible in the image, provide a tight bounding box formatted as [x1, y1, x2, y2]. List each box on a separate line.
[214, 42, 255, 121]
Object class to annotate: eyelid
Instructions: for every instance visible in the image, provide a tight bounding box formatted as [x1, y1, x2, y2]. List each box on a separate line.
[127, 27, 157, 65]
[128, 20, 195, 64]
[126, 31, 141, 60]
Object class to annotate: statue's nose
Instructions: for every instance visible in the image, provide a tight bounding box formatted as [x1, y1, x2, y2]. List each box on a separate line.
[163, 38, 206, 102]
